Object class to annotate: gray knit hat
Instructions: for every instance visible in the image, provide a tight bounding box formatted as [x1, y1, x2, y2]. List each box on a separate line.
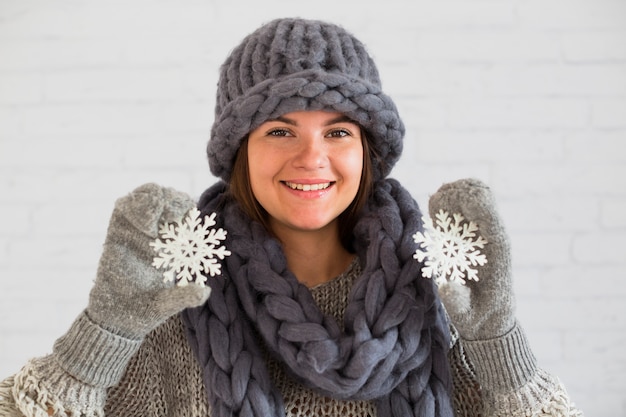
[207, 18, 405, 182]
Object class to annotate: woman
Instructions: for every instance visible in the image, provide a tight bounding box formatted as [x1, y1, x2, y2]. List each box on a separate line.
[0, 18, 582, 417]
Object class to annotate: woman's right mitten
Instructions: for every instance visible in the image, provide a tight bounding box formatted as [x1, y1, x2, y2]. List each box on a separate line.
[53, 183, 212, 388]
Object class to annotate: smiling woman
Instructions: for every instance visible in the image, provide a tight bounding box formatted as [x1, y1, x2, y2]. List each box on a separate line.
[0, 17, 583, 417]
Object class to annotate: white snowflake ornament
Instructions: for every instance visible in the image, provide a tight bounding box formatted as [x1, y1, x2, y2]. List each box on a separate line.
[413, 209, 487, 286]
[150, 207, 231, 286]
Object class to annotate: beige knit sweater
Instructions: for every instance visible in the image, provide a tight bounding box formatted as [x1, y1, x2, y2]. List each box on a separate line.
[0, 268, 582, 417]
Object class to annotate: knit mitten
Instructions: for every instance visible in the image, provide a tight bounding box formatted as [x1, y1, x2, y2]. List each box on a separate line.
[53, 183, 212, 388]
[428, 179, 541, 396]
[428, 178, 515, 340]
[428, 178, 583, 417]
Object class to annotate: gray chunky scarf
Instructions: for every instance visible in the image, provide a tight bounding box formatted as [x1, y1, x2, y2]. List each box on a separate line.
[182, 179, 453, 417]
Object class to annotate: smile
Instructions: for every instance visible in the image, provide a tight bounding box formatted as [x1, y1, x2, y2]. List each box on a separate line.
[284, 181, 332, 191]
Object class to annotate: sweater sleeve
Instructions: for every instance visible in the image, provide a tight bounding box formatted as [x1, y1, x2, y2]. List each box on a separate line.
[2, 356, 108, 417]
[0, 314, 209, 417]
[0, 375, 23, 417]
[451, 321, 584, 417]
[0, 311, 142, 417]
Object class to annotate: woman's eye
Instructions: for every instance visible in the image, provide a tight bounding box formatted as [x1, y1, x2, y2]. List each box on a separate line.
[267, 128, 291, 137]
[327, 128, 351, 138]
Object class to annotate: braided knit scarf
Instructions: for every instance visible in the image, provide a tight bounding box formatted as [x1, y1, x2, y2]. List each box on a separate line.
[182, 178, 453, 417]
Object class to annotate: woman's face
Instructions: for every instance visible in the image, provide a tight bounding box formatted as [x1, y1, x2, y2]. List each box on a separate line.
[247, 110, 364, 237]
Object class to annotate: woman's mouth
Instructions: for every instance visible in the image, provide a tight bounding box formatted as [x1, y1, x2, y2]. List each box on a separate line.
[283, 181, 332, 191]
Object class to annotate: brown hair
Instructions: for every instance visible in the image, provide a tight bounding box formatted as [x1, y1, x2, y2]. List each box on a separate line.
[228, 129, 376, 251]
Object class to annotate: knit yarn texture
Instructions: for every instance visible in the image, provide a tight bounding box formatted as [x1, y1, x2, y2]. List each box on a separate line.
[182, 179, 454, 417]
[207, 18, 404, 182]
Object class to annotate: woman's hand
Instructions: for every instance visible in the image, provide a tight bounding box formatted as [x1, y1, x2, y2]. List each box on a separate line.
[428, 178, 515, 341]
[87, 183, 212, 339]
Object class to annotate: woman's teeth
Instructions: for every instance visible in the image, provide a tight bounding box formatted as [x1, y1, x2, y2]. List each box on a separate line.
[284, 181, 331, 191]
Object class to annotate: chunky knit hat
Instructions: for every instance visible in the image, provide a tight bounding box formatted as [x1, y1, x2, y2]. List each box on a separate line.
[207, 18, 405, 182]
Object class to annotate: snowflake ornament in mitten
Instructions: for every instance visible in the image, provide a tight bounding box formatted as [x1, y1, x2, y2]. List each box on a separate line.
[425, 178, 516, 341]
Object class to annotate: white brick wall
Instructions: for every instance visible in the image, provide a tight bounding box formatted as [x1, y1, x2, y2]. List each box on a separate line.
[0, 0, 624, 415]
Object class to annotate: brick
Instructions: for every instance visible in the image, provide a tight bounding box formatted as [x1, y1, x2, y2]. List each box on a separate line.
[394, 101, 447, 129]
[0, 73, 43, 104]
[564, 330, 626, 360]
[493, 163, 626, 197]
[358, 1, 516, 31]
[0, 169, 192, 204]
[28, 202, 111, 237]
[485, 64, 626, 96]
[5, 236, 102, 268]
[0, 136, 123, 169]
[155, 102, 214, 133]
[515, 301, 570, 333]
[521, 265, 626, 297]
[43, 69, 185, 102]
[0, 39, 122, 71]
[572, 231, 626, 264]
[564, 131, 626, 162]
[179, 70, 218, 103]
[0, 107, 20, 136]
[120, 38, 219, 67]
[0, 292, 84, 333]
[497, 197, 598, 232]
[520, 296, 625, 330]
[554, 359, 626, 395]
[407, 32, 560, 62]
[509, 232, 572, 267]
[518, 0, 626, 30]
[0, 237, 9, 267]
[0, 204, 33, 236]
[601, 198, 626, 228]
[448, 98, 590, 129]
[0, 5, 68, 39]
[13, 102, 211, 136]
[0, 3, 211, 39]
[413, 131, 564, 163]
[118, 134, 208, 168]
[0, 266, 93, 296]
[591, 99, 626, 128]
[0, 170, 113, 203]
[385, 64, 487, 97]
[563, 163, 626, 195]
[511, 267, 545, 297]
[561, 32, 626, 62]
[0, 132, 210, 170]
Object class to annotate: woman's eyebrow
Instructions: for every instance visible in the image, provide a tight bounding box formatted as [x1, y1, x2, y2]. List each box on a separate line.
[270, 116, 298, 125]
[324, 115, 355, 126]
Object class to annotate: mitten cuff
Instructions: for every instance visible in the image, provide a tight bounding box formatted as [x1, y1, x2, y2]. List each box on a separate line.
[462, 321, 537, 392]
[53, 311, 143, 387]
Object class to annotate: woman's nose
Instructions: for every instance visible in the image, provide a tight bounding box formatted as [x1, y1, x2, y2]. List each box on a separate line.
[292, 136, 327, 169]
